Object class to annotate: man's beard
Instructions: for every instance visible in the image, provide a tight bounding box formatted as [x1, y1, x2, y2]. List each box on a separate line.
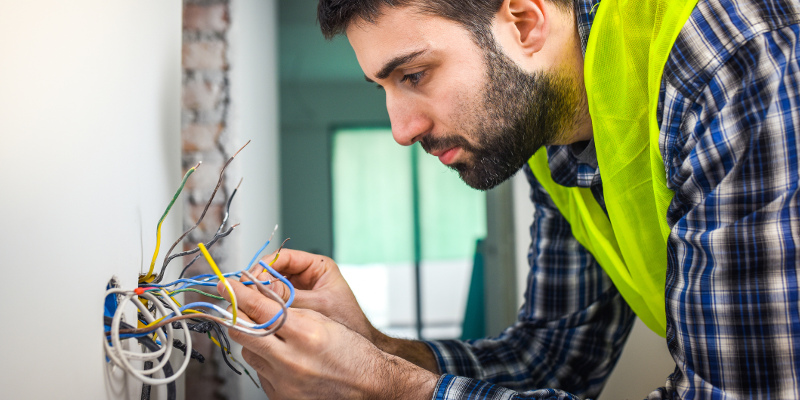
[421, 39, 586, 190]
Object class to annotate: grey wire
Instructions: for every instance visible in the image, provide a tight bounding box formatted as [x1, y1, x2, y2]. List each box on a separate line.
[216, 178, 242, 236]
[168, 178, 242, 281]
[238, 270, 289, 336]
[170, 224, 239, 280]
[155, 141, 250, 283]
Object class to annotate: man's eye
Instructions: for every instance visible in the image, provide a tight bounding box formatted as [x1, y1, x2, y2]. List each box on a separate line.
[400, 71, 425, 87]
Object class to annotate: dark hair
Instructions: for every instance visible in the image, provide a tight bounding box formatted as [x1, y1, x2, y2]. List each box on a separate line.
[317, 0, 573, 42]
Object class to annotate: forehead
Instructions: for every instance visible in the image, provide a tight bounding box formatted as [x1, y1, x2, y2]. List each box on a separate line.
[345, 6, 477, 76]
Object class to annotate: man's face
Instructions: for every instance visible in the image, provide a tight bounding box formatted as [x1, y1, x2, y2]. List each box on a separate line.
[347, 6, 584, 190]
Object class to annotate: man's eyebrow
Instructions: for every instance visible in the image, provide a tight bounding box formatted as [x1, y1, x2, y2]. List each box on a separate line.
[369, 49, 428, 81]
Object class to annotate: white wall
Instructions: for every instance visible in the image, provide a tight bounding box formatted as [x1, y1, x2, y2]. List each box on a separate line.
[511, 173, 675, 398]
[0, 1, 181, 398]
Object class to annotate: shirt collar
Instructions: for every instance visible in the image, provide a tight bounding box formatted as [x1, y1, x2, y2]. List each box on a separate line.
[575, 0, 601, 57]
[542, 0, 602, 187]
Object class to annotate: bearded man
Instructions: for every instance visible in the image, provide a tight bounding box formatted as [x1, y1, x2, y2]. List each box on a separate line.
[219, 0, 800, 398]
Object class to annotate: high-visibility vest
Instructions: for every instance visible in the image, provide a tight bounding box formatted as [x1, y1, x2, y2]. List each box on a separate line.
[527, 0, 698, 337]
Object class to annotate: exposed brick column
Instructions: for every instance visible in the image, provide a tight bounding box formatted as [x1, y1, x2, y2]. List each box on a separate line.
[181, 1, 238, 398]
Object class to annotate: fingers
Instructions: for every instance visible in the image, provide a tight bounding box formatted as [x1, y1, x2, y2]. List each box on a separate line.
[221, 279, 291, 354]
[260, 249, 335, 290]
[242, 269, 327, 311]
[218, 279, 290, 329]
[225, 304, 255, 324]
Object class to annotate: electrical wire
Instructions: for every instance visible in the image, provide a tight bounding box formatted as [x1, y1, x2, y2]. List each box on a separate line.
[197, 242, 238, 324]
[147, 287, 224, 301]
[208, 325, 241, 375]
[167, 177, 243, 280]
[110, 291, 174, 371]
[141, 271, 273, 291]
[164, 223, 239, 280]
[103, 317, 177, 400]
[103, 316, 177, 400]
[172, 338, 205, 363]
[245, 224, 278, 271]
[168, 178, 242, 280]
[155, 141, 250, 284]
[207, 325, 258, 388]
[265, 238, 290, 269]
[104, 289, 193, 385]
[257, 261, 295, 311]
[217, 177, 242, 236]
[140, 162, 201, 283]
[112, 268, 290, 337]
[104, 142, 299, 392]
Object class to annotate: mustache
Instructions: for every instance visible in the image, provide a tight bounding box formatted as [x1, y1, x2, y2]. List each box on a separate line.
[419, 134, 477, 154]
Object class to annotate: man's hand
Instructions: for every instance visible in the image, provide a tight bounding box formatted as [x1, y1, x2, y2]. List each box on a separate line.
[246, 249, 441, 373]
[218, 279, 439, 400]
[246, 249, 381, 342]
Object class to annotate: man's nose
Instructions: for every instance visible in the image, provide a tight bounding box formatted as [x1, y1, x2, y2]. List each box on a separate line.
[386, 93, 432, 146]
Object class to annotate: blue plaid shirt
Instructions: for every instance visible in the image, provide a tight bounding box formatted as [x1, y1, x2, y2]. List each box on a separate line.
[425, 0, 800, 398]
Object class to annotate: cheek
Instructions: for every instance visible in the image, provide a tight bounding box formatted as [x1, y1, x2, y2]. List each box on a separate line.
[442, 83, 486, 134]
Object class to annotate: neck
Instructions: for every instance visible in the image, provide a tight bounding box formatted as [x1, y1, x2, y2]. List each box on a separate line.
[552, 5, 593, 145]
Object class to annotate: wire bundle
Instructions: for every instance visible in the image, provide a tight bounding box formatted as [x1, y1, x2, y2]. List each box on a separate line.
[104, 141, 293, 397]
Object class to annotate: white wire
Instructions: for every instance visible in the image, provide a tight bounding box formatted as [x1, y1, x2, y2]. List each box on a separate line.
[110, 290, 188, 385]
[103, 289, 134, 371]
[157, 289, 192, 384]
[118, 293, 172, 362]
[103, 275, 285, 386]
[103, 288, 192, 386]
[107, 291, 173, 376]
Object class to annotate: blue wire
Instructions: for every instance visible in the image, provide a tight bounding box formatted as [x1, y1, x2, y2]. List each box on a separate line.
[151, 262, 295, 331]
[121, 272, 293, 339]
[142, 272, 271, 291]
[245, 237, 271, 271]
[248, 260, 295, 329]
[116, 238, 294, 339]
[259, 260, 295, 308]
[178, 259, 296, 329]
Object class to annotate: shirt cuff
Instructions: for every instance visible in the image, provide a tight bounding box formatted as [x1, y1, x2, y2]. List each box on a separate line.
[424, 339, 483, 378]
[432, 374, 579, 400]
[432, 375, 517, 400]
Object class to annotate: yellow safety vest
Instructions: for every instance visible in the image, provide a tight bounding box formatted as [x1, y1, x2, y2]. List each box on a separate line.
[528, 0, 698, 337]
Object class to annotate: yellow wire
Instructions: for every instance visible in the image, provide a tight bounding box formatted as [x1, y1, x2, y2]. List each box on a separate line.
[141, 219, 165, 283]
[262, 252, 281, 273]
[140, 164, 198, 283]
[206, 332, 258, 387]
[198, 243, 238, 325]
[149, 309, 204, 342]
[145, 308, 202, 328]
[209, 335, 223, 349]
[268, 252, 280, 266]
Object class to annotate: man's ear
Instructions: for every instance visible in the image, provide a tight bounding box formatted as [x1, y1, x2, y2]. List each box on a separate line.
[495, 0, 548, 55]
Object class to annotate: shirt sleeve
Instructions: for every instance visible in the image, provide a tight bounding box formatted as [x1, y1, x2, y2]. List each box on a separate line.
[656, 22, 800, 399]
[425, 164, 636, 400]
